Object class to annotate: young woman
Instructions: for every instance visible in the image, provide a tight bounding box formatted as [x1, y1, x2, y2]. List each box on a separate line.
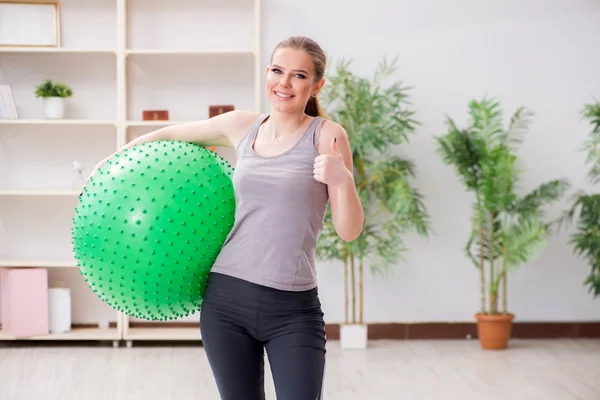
[89, 36, 363, 399]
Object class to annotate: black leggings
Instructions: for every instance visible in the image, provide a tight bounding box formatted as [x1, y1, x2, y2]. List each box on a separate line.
[200, 272, 327, 400]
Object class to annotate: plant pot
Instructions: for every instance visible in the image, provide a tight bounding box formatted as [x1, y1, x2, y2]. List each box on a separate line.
[475, 312, 514, 350]
[44, 97, 65, 119]
[340, 323, 368, 349]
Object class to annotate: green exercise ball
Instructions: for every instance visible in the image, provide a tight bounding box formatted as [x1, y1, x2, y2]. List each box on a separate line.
[71, 141, 236, 321]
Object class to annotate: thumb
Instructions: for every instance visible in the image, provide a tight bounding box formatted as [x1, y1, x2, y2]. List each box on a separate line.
[331, 137, 340, 157]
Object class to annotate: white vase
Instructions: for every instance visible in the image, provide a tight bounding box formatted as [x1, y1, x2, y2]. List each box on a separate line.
[44, 97, 65, 119]
[48, 287, 71, 334]
[340, 324, 368, 349]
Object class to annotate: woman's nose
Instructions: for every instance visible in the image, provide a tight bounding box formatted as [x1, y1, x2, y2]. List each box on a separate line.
[279, 75, 292, 87]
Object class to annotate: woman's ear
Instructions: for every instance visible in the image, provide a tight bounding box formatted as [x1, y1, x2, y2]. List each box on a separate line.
[313, 78, 325, 96]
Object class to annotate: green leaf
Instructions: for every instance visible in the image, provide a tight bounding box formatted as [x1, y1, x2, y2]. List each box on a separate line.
[501, 217, 547, 269]
[581, 99, 600, 184]
[35, 79, 73, 98]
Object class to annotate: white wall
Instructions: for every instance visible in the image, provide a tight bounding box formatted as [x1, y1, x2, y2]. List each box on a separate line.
[1, 0, 599, 326]
[259, 0, 600, 323]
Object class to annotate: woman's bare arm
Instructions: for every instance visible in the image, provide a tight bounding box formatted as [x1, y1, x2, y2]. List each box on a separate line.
[87, 110, 257, 180]
[316, 120, 364, 242]
[126, 110, 256, 149]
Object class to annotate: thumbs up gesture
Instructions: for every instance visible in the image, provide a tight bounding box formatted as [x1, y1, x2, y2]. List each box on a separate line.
[313, 136, 351, 187]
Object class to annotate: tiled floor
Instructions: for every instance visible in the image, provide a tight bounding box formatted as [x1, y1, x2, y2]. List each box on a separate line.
[1, 339, 599, 399]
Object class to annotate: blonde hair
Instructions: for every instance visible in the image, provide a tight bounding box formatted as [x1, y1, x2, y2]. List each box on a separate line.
[271, 36, 327, 118]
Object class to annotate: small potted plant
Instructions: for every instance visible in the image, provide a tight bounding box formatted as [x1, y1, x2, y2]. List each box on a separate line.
[35, 79, 73, 119]
[435, 97, 570, 350]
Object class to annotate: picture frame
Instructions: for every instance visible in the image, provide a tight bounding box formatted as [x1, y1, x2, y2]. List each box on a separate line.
[0, 0, 60, 47]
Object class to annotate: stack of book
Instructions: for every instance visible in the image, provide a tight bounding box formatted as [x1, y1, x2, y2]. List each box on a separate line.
[0, 84, 19, 119]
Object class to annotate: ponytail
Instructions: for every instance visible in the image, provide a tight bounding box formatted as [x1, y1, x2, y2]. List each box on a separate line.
[305, 95, 327, 118]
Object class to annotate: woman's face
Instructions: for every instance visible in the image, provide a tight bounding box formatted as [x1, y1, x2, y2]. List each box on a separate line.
[265, 47, 323, 113]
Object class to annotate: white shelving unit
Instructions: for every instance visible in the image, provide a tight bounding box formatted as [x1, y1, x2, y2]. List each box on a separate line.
[0, 0, 261, 345]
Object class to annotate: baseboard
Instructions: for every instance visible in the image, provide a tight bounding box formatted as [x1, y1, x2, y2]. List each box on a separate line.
[327, 321, 600, 340]
[125, 321, 600, 339]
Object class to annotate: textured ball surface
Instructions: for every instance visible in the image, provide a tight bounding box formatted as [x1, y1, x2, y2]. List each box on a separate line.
[71, 141, 235, 321]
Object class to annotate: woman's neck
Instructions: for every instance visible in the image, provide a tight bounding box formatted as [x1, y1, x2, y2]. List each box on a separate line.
[266, 109, 307, 141]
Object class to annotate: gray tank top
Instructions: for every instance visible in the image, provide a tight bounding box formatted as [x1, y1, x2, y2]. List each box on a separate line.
[210, 113, 329, 291]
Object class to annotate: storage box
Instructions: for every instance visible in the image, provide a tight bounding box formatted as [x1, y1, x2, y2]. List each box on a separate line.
[209, 105, 234, 118]
[142, 110, 169, 120]
[0, 268, 49, 337]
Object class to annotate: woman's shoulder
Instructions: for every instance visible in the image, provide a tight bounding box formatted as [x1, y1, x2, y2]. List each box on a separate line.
[315, 118, 349, 154]
[318, 118, 346, 135]
[218, 110, 262, 146]
[226, 110, 262, 127]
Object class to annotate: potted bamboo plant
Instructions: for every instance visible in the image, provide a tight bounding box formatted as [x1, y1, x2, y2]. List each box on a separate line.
[560, 99, 600, 298]
[435, 97, 570, 350]
[318, 57, 430, 349]
[35, 79, 73, 119]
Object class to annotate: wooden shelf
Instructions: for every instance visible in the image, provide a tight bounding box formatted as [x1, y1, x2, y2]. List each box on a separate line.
[0, 47, 116, 54]
[0, 0, 261, 343]
[124, 327, 201, 341]
[0, 119, 116, 126]
[0, 190, 81, 196]
[126, 49, 254, 56]
[126, 120, 191, 127]
[0, 327, 120, 341]
[0, 259, 78, 268]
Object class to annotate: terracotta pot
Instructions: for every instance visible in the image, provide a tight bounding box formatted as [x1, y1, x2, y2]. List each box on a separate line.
[475, 312, 514, 350]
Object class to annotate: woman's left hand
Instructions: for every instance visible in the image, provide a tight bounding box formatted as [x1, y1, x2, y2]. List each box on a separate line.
[313, 138, 352, 187]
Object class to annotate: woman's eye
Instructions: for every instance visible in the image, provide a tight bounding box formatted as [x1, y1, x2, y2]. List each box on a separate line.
[270, 68, 305, 79]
